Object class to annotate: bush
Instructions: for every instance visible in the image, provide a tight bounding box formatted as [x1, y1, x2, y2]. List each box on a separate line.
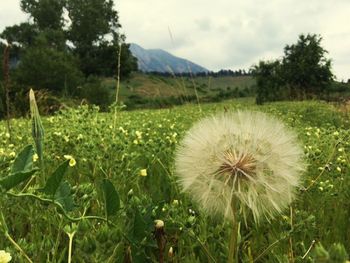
[79, 76, 113, 111]
[14, 46, 83, 94]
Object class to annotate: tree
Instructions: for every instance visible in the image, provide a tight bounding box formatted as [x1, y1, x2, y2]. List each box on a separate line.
[14, 35, 83, 94]
[252, 33, 334, 104]
[20, 0, 66, 31]
[0, 23, 38, 47]
[66, 0, 137, 77]
[282, 34, 333, 98]
[251, 60, 283, 104]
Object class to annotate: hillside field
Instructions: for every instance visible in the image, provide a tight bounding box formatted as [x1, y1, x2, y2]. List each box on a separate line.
[102, 73, 255, 108]
[1, 98, 350, 262]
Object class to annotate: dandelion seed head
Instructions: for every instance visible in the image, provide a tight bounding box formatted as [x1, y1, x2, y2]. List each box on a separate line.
[175, 111, 305, 222]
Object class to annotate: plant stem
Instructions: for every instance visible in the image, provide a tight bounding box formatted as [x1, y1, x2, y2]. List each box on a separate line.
[67, 232, 76, 263]
[5, 232, 34, 263]
[1, 211, 33, 263]
[228, 199, 239, 263]
[113, 43, 122, 131]
[3, 44, 12, 142]
[288, 206, 295, 263]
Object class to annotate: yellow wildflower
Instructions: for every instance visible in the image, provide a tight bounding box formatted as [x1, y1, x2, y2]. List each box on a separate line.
[64, 155, 76, 167]
[139, 169, 147, 177]
[0, 250, 11, 263]
[33, 153, 39, 162]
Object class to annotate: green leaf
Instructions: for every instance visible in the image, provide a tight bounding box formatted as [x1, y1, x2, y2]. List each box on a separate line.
[101, 179, 120, 218]
[10, 145, 35, 175]
[0, 145, 38, 192]
[132, 207, 147, 241]
[0, 169, 38, 192]
[43, 160, 70, 196]
[54, 181, 74, 212]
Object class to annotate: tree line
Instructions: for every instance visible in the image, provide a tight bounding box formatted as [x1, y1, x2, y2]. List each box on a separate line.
[144, 69, 251, 78]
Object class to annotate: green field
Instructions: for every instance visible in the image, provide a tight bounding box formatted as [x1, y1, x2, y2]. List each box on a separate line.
[1, 98, 350, 262]
[101, 73, 255, 109]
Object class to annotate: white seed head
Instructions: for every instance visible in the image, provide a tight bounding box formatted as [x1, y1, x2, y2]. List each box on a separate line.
[155, 219, 164, 229]
[175, 111, 305, 222]
[0, 250, 12, 263]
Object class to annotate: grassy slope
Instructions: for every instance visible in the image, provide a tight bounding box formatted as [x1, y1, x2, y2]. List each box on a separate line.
[102, 72, 255, 100]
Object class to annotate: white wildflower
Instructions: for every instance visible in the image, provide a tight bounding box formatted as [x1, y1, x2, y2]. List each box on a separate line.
[175, 111, 305, 222]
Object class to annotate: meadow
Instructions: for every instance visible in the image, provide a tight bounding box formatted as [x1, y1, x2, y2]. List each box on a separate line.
[0, 97, 350, 262]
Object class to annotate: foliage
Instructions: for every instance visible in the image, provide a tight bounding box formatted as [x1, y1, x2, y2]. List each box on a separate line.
[0, 22, 38, 47]
[252, 34, 334, 104]
[282, 34, 333, 97]
[20, 0, 66, 30]
[14, 40, 83, 94]
[78, 76, 113, 110]
[0, 98, 350, 261]
[65, 0, 137, 77]
[0, 0, 137, 102]
[251, 60, 283, 104]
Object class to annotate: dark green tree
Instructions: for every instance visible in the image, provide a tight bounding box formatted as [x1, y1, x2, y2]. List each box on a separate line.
[20, 0, 67, 49]
[20, 0, 66, 30]
[0, 23, 38, 46]
[282, 34, 333, 98]
[14, 35, 83, 94]
[251, 60, 283, 105]
[66, 0, 137, 77]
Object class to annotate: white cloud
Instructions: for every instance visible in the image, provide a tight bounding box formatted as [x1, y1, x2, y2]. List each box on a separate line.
[0, 0, 28, 32]
[0, 0, 349, 80]
[118, 0, 350, 80]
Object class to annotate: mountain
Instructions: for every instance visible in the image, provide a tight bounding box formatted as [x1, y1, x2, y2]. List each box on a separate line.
[129, 43, 208, 74]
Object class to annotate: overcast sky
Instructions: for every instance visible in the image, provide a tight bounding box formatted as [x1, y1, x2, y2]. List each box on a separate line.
[1, 0, 349, 80]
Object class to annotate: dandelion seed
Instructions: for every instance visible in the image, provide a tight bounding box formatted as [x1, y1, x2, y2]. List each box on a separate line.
[175, 111, 305, 222]
[0, 250, 11, 263]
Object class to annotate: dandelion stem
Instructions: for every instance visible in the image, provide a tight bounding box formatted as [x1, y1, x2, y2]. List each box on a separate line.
[288, 206, 295, 263]
[228, 199, 239, 263]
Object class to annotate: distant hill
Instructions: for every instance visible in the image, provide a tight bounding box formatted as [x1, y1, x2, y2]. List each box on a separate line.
[129, 43, 208, 74]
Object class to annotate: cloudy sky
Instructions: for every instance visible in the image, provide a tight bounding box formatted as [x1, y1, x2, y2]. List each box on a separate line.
[1, 0, 349, 80]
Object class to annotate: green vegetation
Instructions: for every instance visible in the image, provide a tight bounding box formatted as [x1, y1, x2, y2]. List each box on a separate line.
[1, 97, 350, 262]
[252, 34, 335, 104]
[104, 73, 255, 109]
[0, 0, 137, 104]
